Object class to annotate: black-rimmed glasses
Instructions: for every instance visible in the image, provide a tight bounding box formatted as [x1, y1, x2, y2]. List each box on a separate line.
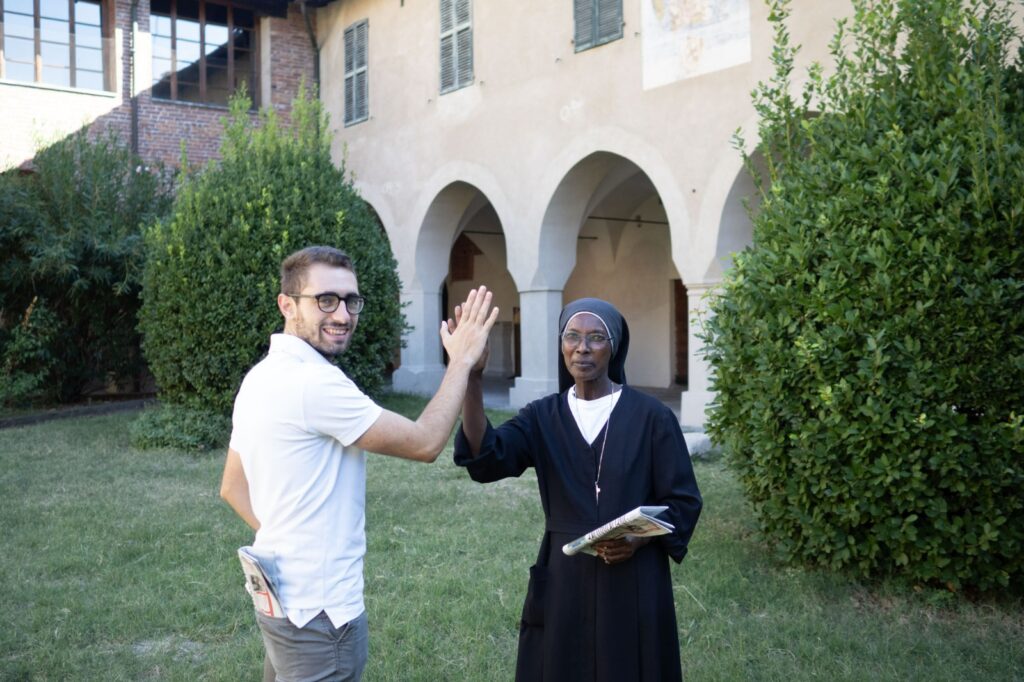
[289, 292, 366, 315]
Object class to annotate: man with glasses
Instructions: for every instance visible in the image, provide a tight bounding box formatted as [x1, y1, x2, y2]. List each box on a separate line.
[220, 245, 497, 681]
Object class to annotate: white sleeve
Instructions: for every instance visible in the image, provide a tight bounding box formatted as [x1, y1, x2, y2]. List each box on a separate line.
[303, 367, 383, 446]
[229, 382, 255, 456]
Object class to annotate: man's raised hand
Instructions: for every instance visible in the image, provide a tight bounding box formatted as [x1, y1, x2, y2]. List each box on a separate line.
[447, 302, 490, 374]
[440, 286, 499, 370]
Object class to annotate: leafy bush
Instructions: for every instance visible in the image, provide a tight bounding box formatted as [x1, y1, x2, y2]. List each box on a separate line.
[0, 298, 59, 407]
[704, 0, 1024, 590]
[139, 86, 405, 420]
[129, 403, 232, 451]
[0, 130, 173, 402]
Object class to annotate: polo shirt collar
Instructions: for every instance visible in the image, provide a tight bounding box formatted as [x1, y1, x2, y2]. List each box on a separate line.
[269, 333, 334, 366]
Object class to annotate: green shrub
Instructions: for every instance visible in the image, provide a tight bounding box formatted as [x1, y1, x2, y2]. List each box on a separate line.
[139, 86, 405, 421]
[704, 0, 1024, 590]
[0, 298, 59, 407]
[0, 130, 173, 402]
[0, 171, 39, 312]
[129, 403, 232, 451]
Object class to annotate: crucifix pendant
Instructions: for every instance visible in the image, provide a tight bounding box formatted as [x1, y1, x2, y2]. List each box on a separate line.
[595, 482, 601, 502]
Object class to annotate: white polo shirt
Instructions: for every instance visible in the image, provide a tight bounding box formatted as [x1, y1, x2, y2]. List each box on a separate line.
[230, 333, 383, 629]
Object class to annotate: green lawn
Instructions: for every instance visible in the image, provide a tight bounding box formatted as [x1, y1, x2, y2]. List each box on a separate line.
[1, 396, 1021, 680]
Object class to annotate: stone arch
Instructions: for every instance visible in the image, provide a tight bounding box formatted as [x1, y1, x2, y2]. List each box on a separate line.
[352, 183, 398, 247]
[693, 116, 761, 283]
[509, 131, 691, 405]
[522, 127, 691, 291]
[406, 162, 515, 291]
[392, 167, 517, 394]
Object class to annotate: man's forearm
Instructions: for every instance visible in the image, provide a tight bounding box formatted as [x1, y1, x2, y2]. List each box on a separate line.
[355, 358, 477, 462]
[220, 448, 260, 530]
[411, 358, 477, 457]
[355, 286, 497, 461]
[225, 492, 261, 531]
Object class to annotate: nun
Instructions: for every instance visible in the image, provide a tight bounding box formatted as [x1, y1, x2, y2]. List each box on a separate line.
[453, 297, 703, 682]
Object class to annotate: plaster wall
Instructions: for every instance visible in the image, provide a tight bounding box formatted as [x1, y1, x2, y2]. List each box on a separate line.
[316, 0, 852, 417]
[318, 0, 850, 283]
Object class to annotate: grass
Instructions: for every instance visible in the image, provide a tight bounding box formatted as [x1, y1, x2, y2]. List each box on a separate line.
[0, 394, 1021, 680]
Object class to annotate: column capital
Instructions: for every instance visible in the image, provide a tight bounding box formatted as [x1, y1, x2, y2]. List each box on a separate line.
[683, 281, 721, 296]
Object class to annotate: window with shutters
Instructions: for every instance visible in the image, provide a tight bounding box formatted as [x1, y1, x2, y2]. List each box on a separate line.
[439, 0, 471, 94]
[0, 0, 113, 90]
[344, 19, 368, 126]
[573, 0, 622, 52]
[150, 0, 257, 106]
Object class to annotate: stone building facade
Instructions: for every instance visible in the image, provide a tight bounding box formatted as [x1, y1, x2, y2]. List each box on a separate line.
[312, 0, 853, 426]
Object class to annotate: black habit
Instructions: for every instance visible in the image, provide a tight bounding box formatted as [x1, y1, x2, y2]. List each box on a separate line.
[454, 386, 703, 682]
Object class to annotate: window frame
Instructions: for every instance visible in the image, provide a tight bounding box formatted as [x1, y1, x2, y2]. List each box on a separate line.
[343, 18, 368, 126]
[149, 0, 259, 107]
[573, 0, 623, 53]
[0, 0, 115, 91]
[439, 0, 471, 95]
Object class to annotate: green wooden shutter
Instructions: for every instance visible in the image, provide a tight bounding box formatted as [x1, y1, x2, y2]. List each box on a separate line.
[344, 25, 355, 123]
[596, 0, 622, 45]
[574, 0, 595, 50]
[440, 36, 455, 91]
[440, 0, 472, 93]
[440, 0, 454, 32]
[454, 0, 470, 26]
[344, 19, 369, 125]
[575, 0, 621, 52]
[355, 21, 368, 121]
[456, 25, 472, 86]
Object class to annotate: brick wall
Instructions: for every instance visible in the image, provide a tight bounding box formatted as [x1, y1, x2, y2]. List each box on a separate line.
[266, 4, 316, 113]
[0, 0, 316, 170]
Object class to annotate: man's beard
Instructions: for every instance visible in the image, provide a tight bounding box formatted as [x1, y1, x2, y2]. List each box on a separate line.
[314, 341, 346, 360]
[295, 316, 352, 359]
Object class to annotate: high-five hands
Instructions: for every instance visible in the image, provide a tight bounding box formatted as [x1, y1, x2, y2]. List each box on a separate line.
[440, 286, 499, 371]
[447, 299, 492, 374]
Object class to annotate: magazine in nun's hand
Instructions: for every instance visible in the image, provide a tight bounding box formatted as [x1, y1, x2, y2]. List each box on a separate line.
[238, 547, 285, 618]
[562, 506, 674, 557]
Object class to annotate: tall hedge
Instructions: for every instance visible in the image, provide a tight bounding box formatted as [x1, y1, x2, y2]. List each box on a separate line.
[0, 131, 172, 404]
[704, 0, 1024, 590]
[139, 88, 404, 419]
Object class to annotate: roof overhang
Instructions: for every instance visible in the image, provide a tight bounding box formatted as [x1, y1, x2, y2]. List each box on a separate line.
[236, 0, 290, 18]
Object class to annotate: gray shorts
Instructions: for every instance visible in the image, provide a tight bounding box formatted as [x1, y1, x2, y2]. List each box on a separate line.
[256, 610, 368, 682]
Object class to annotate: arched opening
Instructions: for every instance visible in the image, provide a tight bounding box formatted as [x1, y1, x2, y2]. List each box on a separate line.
[521, 152, 681, 409]
[444, 198, 520, 389]
[679, 147, 767, 426]
[706, 150, 766, 281]
[563, 161, 681, 394]
[393, 180, 517, 400]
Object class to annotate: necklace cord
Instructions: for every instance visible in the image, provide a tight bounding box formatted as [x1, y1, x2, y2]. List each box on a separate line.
[571, 384, 619, 503]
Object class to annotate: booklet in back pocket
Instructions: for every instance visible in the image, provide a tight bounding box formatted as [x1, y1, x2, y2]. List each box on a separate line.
[237, 546, 285, 619]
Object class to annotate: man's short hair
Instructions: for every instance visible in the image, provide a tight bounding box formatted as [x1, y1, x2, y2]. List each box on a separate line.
[280, 246, 356, 294]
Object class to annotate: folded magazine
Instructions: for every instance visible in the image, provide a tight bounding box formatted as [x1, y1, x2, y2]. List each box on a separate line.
[238, 546, 286, 619]
[562, 506, 674, 557]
